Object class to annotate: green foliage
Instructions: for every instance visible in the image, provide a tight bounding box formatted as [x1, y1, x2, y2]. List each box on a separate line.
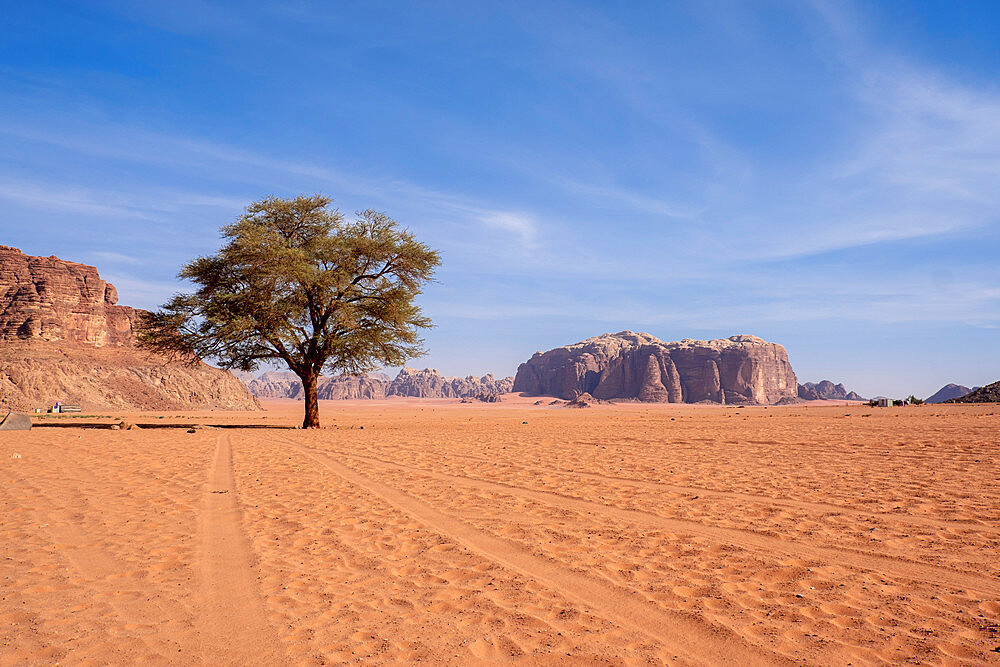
[905, 395, 924, 405]
[138, 195, 440, 427]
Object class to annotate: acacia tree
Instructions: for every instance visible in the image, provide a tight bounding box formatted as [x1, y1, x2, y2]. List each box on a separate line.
[138, 195, 440, 428]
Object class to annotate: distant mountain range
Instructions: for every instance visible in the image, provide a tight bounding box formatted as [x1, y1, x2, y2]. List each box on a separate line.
[945, 381, 999, 403]
[797, 380, 865, 401]
[239, 368, 514, 400]
[925, 384, 977, 404]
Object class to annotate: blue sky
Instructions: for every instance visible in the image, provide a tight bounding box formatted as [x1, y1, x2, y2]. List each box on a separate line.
[2, 1, 998, 398]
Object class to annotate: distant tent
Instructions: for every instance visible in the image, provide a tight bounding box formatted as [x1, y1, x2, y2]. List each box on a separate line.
[0, 412, 32, 431]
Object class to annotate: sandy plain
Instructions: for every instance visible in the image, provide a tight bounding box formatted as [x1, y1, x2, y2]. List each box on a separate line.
[1, 398, 998, 665]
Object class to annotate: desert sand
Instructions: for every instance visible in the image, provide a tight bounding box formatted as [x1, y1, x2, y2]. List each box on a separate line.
[2, 398, 999, 665]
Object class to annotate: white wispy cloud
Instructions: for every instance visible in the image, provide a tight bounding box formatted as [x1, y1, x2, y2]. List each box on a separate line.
[0, 174, 246, 220]
[0, 120, 548, 255]
[729, 4, 1000, 261]
[703, 71, 1000, 262]
[89, 250, 142, 265]
[0, 180, 163, 220]
[477, 211, 538, 250]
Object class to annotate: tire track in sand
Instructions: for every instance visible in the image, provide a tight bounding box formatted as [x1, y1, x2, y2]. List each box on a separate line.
[338, 442, 998, 534]
[197, 432, 285, 665]
[315, 445, 1000, 599]
[284, 439, 790, 667]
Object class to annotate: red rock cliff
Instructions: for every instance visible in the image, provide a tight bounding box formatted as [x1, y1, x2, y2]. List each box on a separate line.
[0, 245, 136, 346]
[513, 331, 798, 405]
[0, 246, 259, 411]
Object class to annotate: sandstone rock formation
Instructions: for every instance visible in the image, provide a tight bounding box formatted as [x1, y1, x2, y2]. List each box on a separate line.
[945, 381, 999, 403]
[513, 331, 797, 404]
[245, 371, 305, 399]
[385, 368, 513, 399]
[461, 393, 503, 403]
[925, 383, 975, 404]
[563, 392, 612, 408]
[241, 367, 513, 400]
[797, 380, 865, 401]
[1, 245, 136, 346]
[0, 247, 258, 412]
[320, 373, 390, 400]
[246, 371, 391, 400]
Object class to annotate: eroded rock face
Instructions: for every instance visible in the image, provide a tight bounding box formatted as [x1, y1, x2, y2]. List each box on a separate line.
[798, 380, 865, 401]
[320, 373, 389, 400]
[246, 371, 391, 399]
[246, 371, 304, 399]
[0, 247, 258, 412]
[386, 368, 513, 399]
[0, 245, 136, 346]
[241, 367, 514, 400]
[513, 331, 798, 404]
[386, 367, 453, 398]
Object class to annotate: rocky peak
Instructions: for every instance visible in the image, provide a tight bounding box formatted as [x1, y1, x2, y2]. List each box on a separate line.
[925, 383, 974, 404]
[248, 371, 304, 399]
[797, 380, 865, 401]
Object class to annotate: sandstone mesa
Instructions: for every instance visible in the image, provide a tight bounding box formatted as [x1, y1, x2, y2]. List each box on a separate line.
[513, 331, 798, 405]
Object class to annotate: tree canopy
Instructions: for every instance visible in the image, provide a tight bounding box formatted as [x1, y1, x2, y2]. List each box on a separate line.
[138, 195, 440, 428]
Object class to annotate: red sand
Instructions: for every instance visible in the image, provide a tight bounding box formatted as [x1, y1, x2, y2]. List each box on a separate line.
[2, 399, 998, 664]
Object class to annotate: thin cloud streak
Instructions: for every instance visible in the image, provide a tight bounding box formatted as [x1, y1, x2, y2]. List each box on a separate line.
[89, 251, 143, 265]
[0, 119, 547, 255]
[0, 180, 163, 221]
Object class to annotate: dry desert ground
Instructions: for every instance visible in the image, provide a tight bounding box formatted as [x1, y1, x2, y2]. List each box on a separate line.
[2, 398, 999, 665]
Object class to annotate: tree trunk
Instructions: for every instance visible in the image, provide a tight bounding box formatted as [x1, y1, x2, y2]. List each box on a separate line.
[301, 371, 320, 429]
